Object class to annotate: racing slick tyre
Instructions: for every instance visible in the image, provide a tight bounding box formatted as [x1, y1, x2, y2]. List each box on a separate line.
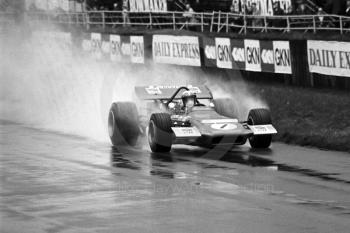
[108, 102, 140, 147]
[148, 113, 173, 153]
[247, 108, 272, 149]
[213, 98, 238, 118]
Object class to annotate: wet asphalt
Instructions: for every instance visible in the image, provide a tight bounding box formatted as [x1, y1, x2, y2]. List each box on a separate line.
[1, 120, 350, 233]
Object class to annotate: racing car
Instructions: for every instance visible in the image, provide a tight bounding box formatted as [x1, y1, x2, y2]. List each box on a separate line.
[108, 85, 277, 152]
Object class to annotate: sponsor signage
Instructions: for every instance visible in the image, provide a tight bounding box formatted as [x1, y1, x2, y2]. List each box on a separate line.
[273, 41, 292, 74]
[307, 40, 350, 77]
[152, 35, 201, 66]
[203, 37, 291, 74]
[91, 33, 102, 60]
[82, 33, 145, 64]
[245, 39, 261, 72]
[130, 36, 145, 64]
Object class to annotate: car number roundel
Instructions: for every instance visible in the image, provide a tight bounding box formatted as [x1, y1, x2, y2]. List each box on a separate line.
[211, 123, 237, 130]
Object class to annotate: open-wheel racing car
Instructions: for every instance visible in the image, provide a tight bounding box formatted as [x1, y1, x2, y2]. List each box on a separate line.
[108, 85, 277, 152]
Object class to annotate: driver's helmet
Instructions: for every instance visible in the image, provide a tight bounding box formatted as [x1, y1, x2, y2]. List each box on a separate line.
[181, 90, 197, 108]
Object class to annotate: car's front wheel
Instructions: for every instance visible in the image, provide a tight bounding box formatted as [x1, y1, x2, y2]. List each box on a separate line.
[248, 108, 272, 149]
[148, 113, 173, 152]
[108, 102, 140, 147]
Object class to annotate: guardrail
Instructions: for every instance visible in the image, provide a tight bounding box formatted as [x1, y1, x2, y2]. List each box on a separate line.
[5, 11, 350, 34]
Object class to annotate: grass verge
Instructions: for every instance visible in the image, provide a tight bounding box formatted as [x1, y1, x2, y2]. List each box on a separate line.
[248, 82, 350, 152]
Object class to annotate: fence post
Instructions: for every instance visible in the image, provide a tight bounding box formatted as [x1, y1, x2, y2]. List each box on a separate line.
[264, 15, 267, 32]
[149, 12, 152, 29]
[286, 16, 290, 32]
[243, 14, 247, 34]
[340, 16, 343, 34]
[210, 12, 214, 32]
[312, 15, 316, 33]
[86, 12, 90, 30]
[226, 13, 229, 33]
[67, 13, 71, 25]
[217, 11, 221, 32]
[201, 13, 204, 32]
[173, 12, 176, 30]
[102, 11, 105, 29]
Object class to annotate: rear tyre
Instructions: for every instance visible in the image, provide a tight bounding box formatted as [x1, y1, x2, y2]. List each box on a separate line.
[213, 98, 238, 118]
[248, 108, 272, 148]
[108, 102, 140, 147]
[148, 113, 173, 152]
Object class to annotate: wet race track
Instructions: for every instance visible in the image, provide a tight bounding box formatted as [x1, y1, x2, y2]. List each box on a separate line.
[1, 120, 350, 233]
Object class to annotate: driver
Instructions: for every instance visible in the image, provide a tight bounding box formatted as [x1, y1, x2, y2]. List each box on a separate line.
[181, 90, 197, 108]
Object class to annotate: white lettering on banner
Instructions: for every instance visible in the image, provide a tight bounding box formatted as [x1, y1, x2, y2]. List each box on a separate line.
[273, 41, 291, 74]
[153, 35, 201, 66]
[110, 35, 121, 62]
[130, 36, 144, 64]
[215, 38, 232, 69]
[261, 49, 274, 64]
[307, 40, 350, 77]
[244, 40, 261, 72]
[230, 0, 291, 15]
[205, 45, 216, 60]
[91, 33, 102, 60]
[231, 47, 245, 62]
[130, 0, 168, 12]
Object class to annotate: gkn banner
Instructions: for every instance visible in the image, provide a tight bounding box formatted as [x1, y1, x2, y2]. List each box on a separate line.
[204, 37, 292, 74]
[81, 33, 145, 64]
[307, 40, 350, 77]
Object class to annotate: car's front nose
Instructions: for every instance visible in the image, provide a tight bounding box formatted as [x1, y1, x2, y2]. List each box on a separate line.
[192, 121, 253, 145]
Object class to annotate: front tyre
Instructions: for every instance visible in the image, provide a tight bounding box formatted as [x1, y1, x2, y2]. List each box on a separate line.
[148, 113, 173, 152]
[248, 108, 272, 149]
[108, 102, 140, 147]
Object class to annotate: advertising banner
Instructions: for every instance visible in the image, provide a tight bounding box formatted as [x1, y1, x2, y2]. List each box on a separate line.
[110, 35, 122, 62]
[216, 37, 232, 69]
[152, 35, 201, 67]
[273, 41, 292, 74]
[129, 0, 168, 12]
[91, 33, 102, 60]
[130, 36, 145, 64]
[307, 40, 350, 77]
[231, 39, 246, 70]
[82, 33, 145, 64]
[203, 37, 291, 74]
[245, 39, 261, 72]
[260, 40, 274, 73]
[203, 37, 216, 67]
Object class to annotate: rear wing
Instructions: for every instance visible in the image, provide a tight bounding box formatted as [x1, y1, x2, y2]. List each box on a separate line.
[135, 85, 213, 100]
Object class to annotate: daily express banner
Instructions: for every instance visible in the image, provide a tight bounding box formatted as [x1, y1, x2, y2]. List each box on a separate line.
[82, 33, 145, 64]
[152, 35, 201, 67]
[307, 40, 350, 77]
[204, 37, 292, 74]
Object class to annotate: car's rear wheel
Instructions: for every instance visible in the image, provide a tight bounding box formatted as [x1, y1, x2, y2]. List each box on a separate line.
[248, 108, 272, 148]
[108, 102, 140, 147]
[148, 113, 173, 152]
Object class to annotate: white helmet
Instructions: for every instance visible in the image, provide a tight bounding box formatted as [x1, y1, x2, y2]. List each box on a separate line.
[181, 90, 197, 107]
